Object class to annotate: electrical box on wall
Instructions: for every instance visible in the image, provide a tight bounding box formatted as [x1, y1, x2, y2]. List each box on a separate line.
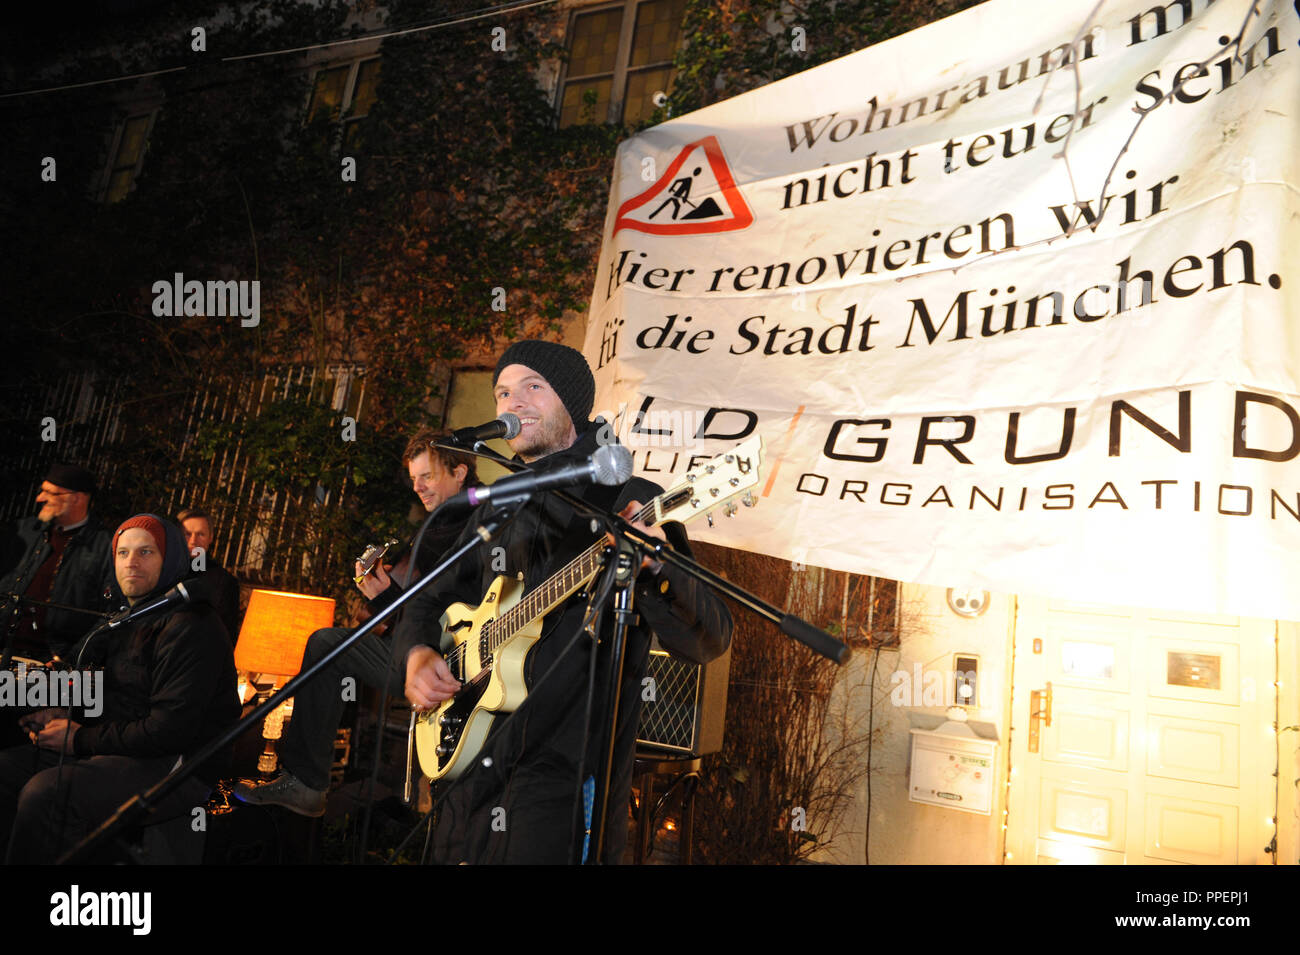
[908, 723, 998, 815]
[953, 653, 979, 707]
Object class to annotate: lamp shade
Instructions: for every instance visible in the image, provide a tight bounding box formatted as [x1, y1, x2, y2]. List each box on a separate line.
[234, 589, 336, 677]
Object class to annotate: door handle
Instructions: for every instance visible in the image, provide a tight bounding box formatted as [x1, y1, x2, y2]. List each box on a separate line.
[1028, 682, 1052, 754]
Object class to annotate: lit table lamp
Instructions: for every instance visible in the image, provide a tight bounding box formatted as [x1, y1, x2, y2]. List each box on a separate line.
[234, 589, 335, 775]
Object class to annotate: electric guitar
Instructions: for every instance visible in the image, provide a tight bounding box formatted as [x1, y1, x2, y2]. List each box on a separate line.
[414, 435, 764, 781]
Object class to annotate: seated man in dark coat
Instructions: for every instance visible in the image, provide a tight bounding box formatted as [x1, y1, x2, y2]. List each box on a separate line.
[0, 514, 239, 864]
[0, 463, 113, 663]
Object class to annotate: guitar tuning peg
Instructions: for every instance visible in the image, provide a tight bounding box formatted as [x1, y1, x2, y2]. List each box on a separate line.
[729, 477, 740, 486]
[724, 502, 737, 517]
[742, 492, 756, 507]
[706, 512, 714, 527]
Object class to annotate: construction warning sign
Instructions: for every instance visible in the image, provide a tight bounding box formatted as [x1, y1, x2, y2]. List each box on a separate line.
[613, 136, 754, 236]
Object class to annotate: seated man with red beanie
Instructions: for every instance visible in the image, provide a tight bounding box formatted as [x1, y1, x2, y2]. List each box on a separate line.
[0, 514, 238, 864]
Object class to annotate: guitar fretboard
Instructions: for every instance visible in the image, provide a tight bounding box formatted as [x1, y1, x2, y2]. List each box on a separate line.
[481, 499, 657, 654]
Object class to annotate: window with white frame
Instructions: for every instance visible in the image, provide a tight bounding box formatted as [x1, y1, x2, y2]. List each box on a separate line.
[306, 56, 381, 150]
[558, 0, 685, 127]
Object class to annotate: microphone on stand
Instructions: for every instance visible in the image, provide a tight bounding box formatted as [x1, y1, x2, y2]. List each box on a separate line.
[445, 444, 633, 510]
[76, 577, 217, 667]
[107, 577, 215, 629]
[451, 414, 522, 446]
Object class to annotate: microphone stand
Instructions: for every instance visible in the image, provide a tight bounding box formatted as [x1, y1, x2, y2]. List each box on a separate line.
[580, 508, 853, 864]
[581, 530, 638, 865]
[0, 593, 112, 669]
[56, 505, 520, 865]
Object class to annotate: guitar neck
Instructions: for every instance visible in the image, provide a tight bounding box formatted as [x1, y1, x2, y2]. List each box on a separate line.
[475, 433, 761, 657]
[485, 501, 657, 656]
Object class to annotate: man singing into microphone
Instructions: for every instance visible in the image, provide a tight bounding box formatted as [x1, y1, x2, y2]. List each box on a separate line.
[398, 340, 732, 864]
[0, 514, 238, 863]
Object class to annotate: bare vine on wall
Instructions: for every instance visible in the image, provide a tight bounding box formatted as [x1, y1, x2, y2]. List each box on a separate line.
[689, 542, 905, 864]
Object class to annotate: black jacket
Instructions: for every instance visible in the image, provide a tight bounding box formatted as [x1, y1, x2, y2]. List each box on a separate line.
[395, 425, 732, 863]
[367, 510, 466, 619]
[72, 603, 239, 782]
[1, 516, 113, 658]
[72, 519, 239, 783]
[185, 557, 242, 646]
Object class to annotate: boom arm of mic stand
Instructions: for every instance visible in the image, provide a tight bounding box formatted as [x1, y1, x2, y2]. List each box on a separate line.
[443, 441, 851, 663]
[55, 505, 521, 865]
[614, 520, 852, 666]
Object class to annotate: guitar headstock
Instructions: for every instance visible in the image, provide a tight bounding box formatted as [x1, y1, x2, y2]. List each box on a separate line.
[653, 435, 764, 528]
[354, 537, 400, 583]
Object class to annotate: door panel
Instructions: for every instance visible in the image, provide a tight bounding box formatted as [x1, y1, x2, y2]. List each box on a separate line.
[1007, 597, 1273, 865]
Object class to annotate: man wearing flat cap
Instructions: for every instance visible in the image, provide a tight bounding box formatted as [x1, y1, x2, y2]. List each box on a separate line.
[0, 463, 113, 664]
[397, 340, 732, 864]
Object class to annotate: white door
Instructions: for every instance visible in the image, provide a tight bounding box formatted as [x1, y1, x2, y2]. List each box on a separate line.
[1006, 597, 1275, 865]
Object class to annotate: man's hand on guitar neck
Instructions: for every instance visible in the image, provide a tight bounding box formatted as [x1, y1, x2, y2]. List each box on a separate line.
[355, 560, 393, 601]
[405, 645, 462, 712]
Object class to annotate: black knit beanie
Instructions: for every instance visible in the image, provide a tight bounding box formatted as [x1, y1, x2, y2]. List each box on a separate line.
[45, 462, 97, 495]
[493, 340, 595, 430]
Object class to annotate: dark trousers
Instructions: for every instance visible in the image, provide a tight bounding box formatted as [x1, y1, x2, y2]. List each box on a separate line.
[278, 626, 405, 791]
[0, 746, 211, 864]
[433, 755, 596, 864]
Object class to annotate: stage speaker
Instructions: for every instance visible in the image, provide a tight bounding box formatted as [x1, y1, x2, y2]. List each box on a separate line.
[636, 642, 730, 756]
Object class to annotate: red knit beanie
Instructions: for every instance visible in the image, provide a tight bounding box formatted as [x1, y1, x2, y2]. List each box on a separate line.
[113, 514, 167, 561]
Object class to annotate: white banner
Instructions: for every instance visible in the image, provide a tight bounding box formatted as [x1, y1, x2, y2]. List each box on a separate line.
[584, 0, 1300, 620]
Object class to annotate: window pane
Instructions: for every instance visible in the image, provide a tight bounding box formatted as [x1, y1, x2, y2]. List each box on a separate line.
[351, 59, 381, 117]
[623, 66, 673, 124]
[560, 77, 612, 127]
[630, 0, 685, 68]
[115, 114, 151, 168]
[307, 65, 349, 123]
[342, 120, 366, 153]
[104, 168, 134, 204]
[568, 7, 624, 78]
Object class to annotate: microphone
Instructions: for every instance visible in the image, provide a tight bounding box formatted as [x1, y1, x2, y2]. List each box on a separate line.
[451, 414, 521, 446]
[107, 577, 213, 628]
[447, 444, 634, 509]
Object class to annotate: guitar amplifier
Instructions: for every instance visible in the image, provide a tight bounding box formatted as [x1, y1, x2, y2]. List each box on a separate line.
[636, 643, 730, 756]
